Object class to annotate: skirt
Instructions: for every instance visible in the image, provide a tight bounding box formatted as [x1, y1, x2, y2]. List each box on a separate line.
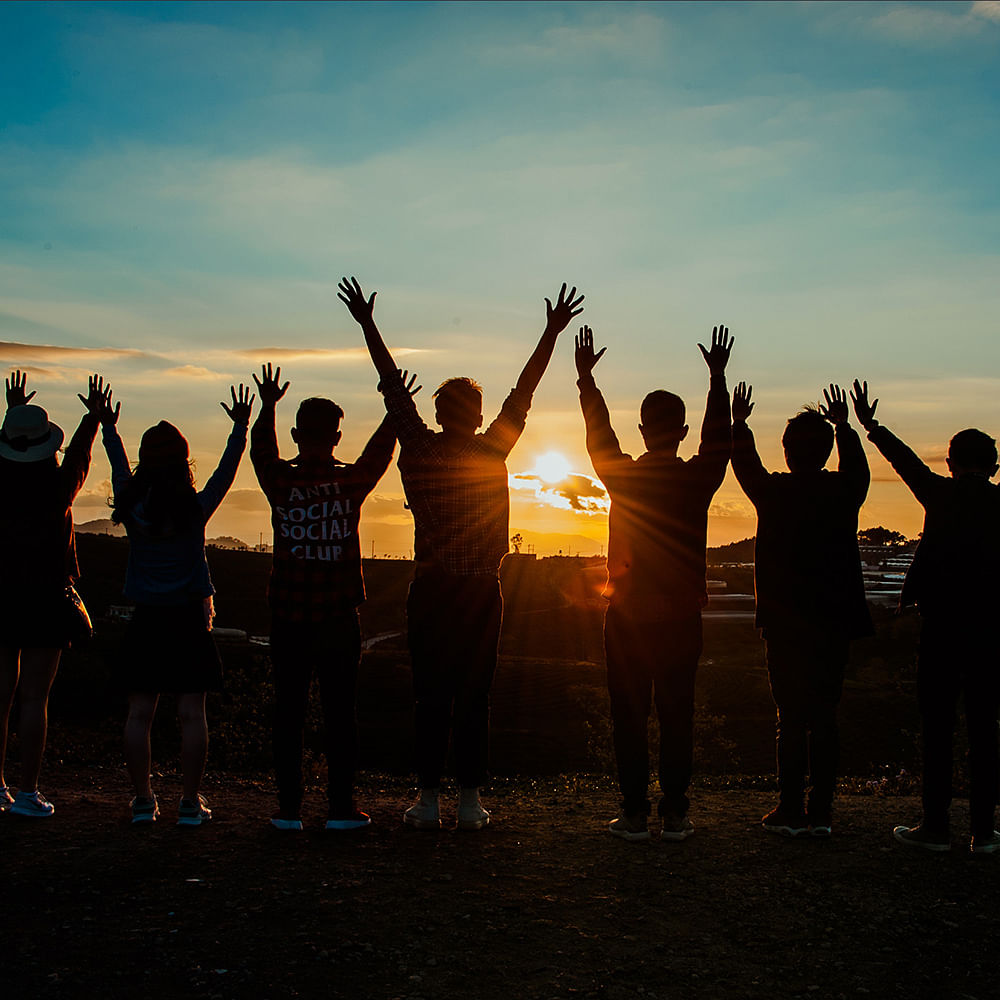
[114, 600, 224, 694]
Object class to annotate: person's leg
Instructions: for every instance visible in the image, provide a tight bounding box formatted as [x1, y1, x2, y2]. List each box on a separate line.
[177, 692, 208, 802]
[15, 648, 62, 792]
[764, 633, 809, 817]
[917, 620, 959, 836]
[0, 647, 20, 792]
[452, 580, 502, 790]
[270, 621, 313, 819]
[315, 613, 362, 818]
[652, 613, 703, 821]
[408, 578, 455, 791]
[963, 652, 1000, 841]
[605, 604, 654, 817]
[804, 637, 848, 826]
[124, 692, 160, 799]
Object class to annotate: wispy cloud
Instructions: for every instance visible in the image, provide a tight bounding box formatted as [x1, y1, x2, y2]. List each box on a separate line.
[234, 346, 425, 362]
[0, 341, 154, 361]
[164, 365, 219, 379]
[862, 1, 1000, 44]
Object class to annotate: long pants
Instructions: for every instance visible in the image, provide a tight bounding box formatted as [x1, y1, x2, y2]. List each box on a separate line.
[764, 627, 848, 821]
[406, 572, 502, 789]
[270, 613, 362, 817]
[605, 604, 703, 818]
[918, 618, 1000, 838]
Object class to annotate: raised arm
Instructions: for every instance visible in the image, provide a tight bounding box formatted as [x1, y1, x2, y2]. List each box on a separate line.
[513, 283, 585, 397]
[200, 384, 253, 520]
[730, 381, 769, 505]
[250, 363, 288, 491]
[820, 383, 869, 505]
[575, 325, 631, 486]
[61, 373, 108, 503]
[693, 324, 733, 485]
[338, 275, 398, 381]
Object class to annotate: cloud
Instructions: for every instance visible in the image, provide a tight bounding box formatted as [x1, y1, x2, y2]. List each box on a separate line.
[0, 341, 153, 361]
[864, 2, 1000, 44]
[234, 346, 425, 363]
[973, 1, 1000, 22]
[219, 489, 270, 513]
[511, 471, 609, 513]
[164, 365, 219, 379]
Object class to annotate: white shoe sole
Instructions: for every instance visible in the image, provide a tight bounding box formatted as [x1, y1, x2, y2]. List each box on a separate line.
[661, 827, 694, 842]
[893, 826, 950, 851]
[457, 814, 490, 831]
[608, 827, 651, 842]
[403, 812, 442, 830]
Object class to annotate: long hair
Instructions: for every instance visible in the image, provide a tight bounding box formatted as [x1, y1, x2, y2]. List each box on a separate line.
[110, 422, 202, 534]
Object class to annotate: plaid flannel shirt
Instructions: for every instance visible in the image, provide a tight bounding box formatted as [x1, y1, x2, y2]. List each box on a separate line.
[251, 408, 395, 622]
[381, 373, 531, 577]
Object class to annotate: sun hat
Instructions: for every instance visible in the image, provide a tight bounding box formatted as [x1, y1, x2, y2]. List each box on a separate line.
[0, 404, 64, 462]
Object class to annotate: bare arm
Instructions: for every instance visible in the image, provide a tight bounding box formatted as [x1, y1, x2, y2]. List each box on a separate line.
[513, 283, 585, 397]
[338, 276, 398, 381]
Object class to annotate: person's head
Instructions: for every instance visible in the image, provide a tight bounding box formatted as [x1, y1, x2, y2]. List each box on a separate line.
[947, 428, 998, 479]
[113, 420, 198, 530]
[434, 377, 483, 437]
[639, 390, 688, 453]
[0, 404, 64, 465]
[291, 397, 344, 456]
[782, 407, 834, 473]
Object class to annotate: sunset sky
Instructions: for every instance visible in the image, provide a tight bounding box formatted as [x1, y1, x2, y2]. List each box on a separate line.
[3, 1, 999, 556]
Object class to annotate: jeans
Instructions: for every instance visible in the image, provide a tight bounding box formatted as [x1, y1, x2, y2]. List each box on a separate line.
[270, 613, 362, 816]
[605, 603, 703, 818]
[917, 618, 1000, 838]
[406, 572, 502, 789]
[764, 626, 848, 820]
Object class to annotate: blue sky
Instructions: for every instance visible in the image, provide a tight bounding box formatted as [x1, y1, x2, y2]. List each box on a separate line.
[2, 1, 999, 551]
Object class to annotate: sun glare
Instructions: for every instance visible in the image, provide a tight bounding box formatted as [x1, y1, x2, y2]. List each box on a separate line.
[534, 451, 572, 484]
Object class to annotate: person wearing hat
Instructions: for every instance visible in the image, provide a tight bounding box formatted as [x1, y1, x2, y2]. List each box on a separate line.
[101, 384, 254, 827]
[0, 370, 109, 818]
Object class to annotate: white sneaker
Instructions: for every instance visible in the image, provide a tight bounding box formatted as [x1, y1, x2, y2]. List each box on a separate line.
[457, 802, 490, 831]
[10, 789, 55, 818]
[404, 799, 441, 829]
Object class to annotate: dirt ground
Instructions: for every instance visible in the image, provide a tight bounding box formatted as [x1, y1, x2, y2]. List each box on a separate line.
[5, 767, 998, 1000]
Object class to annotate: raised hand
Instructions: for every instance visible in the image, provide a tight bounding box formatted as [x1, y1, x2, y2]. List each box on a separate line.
[252, 363, 290, 407]
[377, 369, 423, 396]
[575, 325, 606, 379]
[338, 276, 377, 326]
[819, 384, 849, 425]
[544, 283, 585, 336]
[78, 374, 111, 418]
[99, 388, 121, 426]
[850, 379, 879, 431]
[732, 382, 754, 422]
[221, 383, 255, 424]
[698, 324, 733, 376]
[5, 370, 36, 407]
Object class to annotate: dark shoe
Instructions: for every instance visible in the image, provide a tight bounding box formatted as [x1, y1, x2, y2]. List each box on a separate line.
[130, 795, 160, 825]
[326, 808, 371, 831]
[10, 790, 55, 818]
[762, 806, 808, 837]
[893, 824, 950, 852]
[608, 813, 651, 841]
[660, 813, 695, 842]
[970, 830, 1000, 854]
[177, 794, 212, 827]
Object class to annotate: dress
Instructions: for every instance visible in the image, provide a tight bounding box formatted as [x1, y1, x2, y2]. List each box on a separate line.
[0, 412, 99, 648]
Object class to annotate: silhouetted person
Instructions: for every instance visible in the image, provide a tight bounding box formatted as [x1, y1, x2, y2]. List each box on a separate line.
[252, 363, 407, 832]
[852, 380, 1000, 854]
[0, 371, 106, 817]
[104, 385, 253, 826]
[575, 323, 732, 841]
[731, 383, 871, 837]
[340, 276, 583, 831]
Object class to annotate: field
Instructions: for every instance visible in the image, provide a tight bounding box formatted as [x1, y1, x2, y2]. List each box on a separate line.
[5, 537, 994, 1000]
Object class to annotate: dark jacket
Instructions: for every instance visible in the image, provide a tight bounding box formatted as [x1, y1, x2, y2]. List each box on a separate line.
[578, 373, 731, 620]
[868, 424, 1000, 617]
[732, 420, 873, 639]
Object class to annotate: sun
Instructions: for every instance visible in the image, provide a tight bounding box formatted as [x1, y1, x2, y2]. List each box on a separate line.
[534, 450, 572, 485]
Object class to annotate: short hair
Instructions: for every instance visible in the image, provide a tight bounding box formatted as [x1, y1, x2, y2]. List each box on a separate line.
[948, 428, 997, 473]
[433, 377, 483, 427]
[295, 397, 344, 441]
[782, 407, 834, 471]
[640, 390, 686, 432]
